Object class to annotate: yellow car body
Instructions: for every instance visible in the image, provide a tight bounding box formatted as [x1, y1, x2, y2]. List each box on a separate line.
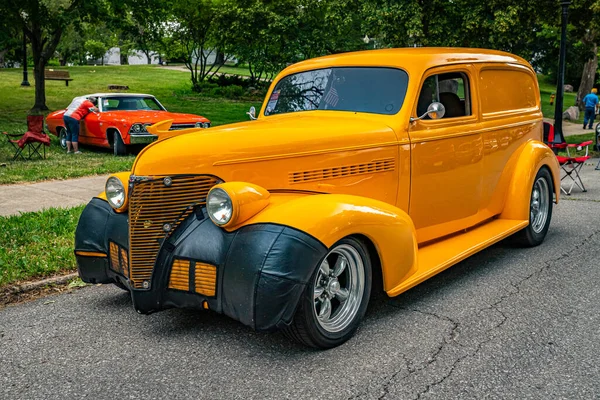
[75, 48, 559, 348]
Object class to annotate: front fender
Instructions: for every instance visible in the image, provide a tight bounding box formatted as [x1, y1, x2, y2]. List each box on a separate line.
[500, 140, 560, 221]
[238, 193, 418, 293]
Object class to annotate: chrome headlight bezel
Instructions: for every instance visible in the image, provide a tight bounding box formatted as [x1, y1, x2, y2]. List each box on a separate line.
[106, 177, 126, 209]
[130, 123, 144, 133]
[202, 122, 211, 128]
[206, 188, 233, 226]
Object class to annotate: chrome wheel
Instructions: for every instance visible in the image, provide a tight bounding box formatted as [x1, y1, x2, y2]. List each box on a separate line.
[530, 177, 550, 234]
[313, 244, 365, 333]
[59, 128, 67, 150]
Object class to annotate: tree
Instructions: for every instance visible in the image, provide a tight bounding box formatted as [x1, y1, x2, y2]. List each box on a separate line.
[217, 0, 364, 85]
[55, 24, 86, 66]
[0, 0, 104, 112]
[109, 0, 169, 65]
[0, 18, 21, 67]
[565, 0, 600, 110]
[171, 0, 227, 90]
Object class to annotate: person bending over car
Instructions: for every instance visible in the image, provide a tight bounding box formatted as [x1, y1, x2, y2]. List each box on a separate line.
[63, 96, 98, 154]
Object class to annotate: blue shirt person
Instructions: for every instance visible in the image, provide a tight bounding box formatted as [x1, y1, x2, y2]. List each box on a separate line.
[582, 88, 599, 129]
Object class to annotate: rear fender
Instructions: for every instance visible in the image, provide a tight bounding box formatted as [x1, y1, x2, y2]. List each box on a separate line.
[500, 140, 560, 221]
[238, 193, 418, 292]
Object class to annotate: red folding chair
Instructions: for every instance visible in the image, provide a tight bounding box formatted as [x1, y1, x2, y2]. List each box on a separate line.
[544, 122, 592, 195]
[2, 115, 51, 160]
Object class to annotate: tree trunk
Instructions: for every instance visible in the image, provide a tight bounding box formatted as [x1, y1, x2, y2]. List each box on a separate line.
[120, 49, 128, 65]
[576, 42, 598, 111]
[144, 50, 152, 64]
[32, 59, 48, 112]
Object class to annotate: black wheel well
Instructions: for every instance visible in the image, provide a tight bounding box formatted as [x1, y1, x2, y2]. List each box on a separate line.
[349, 234, 385, 298]
[538, 164, 556, 203]
[106, 128, 120, 145]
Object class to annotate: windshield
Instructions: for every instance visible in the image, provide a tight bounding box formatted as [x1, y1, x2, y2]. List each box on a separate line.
[264, 67, 408, 116]
[101, 97, 165, 112]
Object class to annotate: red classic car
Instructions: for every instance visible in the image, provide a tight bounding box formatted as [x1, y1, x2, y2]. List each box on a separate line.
[45, 93, 211, 155]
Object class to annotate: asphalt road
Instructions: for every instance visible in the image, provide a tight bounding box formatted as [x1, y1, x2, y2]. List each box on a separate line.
[2, 196, 600, 399]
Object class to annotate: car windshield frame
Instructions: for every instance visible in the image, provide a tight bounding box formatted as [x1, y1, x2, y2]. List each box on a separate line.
[99, 96, 167, 112]
[263, 66, 409, 117]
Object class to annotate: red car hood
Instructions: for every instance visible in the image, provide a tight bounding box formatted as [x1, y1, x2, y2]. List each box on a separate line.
[45, 110, 208, 124]
[100, 111, 209, 124]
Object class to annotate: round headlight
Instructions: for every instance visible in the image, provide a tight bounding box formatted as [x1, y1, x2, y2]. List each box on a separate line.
[207, 188, 233, 226]
[202, 122, 211, 128]
[106, 177, 126, 209]
[132, 124, 142, 133]
[195, 122, 203, 128]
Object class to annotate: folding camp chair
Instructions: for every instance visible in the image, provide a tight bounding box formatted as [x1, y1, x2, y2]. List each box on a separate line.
[544, 122, 592, 195]
[2, 115, 50, 161]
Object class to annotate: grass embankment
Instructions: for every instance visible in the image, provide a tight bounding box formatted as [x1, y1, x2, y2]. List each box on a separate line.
[0, 206, 84, 287]
[0, 65, 260, 184]
[538, 74, 583, 124]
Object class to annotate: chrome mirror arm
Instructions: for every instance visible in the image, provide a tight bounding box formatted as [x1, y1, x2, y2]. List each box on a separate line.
[410, 112, 430, 123]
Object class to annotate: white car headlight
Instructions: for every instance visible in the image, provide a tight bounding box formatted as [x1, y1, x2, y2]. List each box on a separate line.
[202, 122, 211, 128]
[106, 177, 126, 209]
[132, 123, 142, 133]
[195, 122, 203, 128]
[207, 188, 233, 226]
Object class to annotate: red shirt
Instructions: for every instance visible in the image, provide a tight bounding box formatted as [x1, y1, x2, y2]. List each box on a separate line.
[68, 99, 95, 120]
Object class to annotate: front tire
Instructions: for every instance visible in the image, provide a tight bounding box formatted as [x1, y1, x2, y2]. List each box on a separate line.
[113, 132, 127, 156]
[58, 127, 67, 150]
[284, 237, 372, 348]
[514, 167, 553, 247]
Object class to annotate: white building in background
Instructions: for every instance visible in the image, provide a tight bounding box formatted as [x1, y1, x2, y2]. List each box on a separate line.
[99, 47, 160, 65]
[97, 47, 229, 66]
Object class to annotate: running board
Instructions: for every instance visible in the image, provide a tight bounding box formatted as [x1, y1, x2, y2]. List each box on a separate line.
[387, 219, 528, 297]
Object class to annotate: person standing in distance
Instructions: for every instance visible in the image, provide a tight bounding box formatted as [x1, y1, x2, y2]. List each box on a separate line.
[582, 88, 599, 130]
[63, 96, 98, 154]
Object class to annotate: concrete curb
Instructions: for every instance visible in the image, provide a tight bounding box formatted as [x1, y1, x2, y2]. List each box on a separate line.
[6, 273, 79, 294]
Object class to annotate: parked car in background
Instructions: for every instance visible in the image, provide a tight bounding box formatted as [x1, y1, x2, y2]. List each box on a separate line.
[45, 93, 210, 155]
[74, 48, 559, 348]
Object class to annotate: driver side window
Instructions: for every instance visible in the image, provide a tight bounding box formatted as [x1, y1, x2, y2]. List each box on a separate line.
[417, 72, 471, 119]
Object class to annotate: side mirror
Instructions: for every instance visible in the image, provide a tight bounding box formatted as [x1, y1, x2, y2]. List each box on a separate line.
[246, 106, 257, 120]
[410, 102, 446, 122]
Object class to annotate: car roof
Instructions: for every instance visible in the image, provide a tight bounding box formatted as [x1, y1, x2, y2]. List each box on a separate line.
[281, 47, 531, 76]
[85, 93, 156, 98]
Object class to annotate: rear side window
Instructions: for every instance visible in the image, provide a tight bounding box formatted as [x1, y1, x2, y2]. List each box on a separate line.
[479, 69, 537, 114]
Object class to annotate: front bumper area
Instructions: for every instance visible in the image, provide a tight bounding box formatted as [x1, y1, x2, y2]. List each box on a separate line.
[74, 198, 327, 331]
[128, 133, 158, 144]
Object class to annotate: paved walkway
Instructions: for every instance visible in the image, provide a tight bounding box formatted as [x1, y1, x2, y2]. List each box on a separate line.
[0, 174, 109, 217]
[544, 118, 596, 137]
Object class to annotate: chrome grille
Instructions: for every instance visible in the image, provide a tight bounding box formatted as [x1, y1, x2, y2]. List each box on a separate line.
[128, 175, 220, 289]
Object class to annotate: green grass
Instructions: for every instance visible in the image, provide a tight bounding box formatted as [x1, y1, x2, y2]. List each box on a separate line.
[538, 74, 583, 124]
[0, 206, 84, 287]
[0, 65, 262, 184]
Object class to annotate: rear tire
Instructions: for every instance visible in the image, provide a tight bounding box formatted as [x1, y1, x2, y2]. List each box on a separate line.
[113, 132, 127, 156]
[284, 236, 372, 348]
[514, 167, 553, 247]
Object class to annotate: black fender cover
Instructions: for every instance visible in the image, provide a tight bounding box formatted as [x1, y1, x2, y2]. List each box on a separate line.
[74, 198, 328, 332]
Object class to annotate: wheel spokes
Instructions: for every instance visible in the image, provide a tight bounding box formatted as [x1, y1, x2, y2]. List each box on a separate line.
[336, 288, 349, 302]
[320, 259, 330, 276]
[314, 286, 324, 300]
[318, 297, 332, 321]
[333, 256, 347, 277]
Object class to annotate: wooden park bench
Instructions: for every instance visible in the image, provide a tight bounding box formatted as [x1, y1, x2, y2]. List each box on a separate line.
[45, 69, 73, 86]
